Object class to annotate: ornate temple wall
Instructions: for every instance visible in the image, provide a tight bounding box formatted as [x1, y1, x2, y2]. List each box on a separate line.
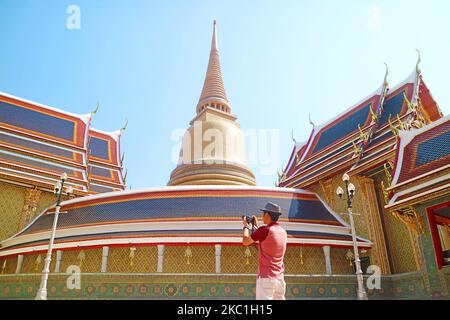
[1, 245, 354, 275]
[307, 174, 390, 274]
[0, 181, 57, 242]
[0, 181, 26, 241]
[0, 272, 434, 299]
[372, 172, 419, 274]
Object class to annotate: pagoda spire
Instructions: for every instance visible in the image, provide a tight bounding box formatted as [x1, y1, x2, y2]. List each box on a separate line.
[196, 20, 231, 114]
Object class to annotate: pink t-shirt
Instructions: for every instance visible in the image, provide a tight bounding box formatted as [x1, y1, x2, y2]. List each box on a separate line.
[251, 222, 287, 279]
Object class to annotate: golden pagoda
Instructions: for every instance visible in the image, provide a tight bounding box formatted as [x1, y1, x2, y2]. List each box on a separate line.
[168, 20, 256, 186]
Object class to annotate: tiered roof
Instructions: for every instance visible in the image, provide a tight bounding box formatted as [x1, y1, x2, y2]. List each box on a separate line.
[385, 115, 450, 210]
[280, 63, 443, 188]
[88, 128, 126, 193]
[0, 91, 126, 194]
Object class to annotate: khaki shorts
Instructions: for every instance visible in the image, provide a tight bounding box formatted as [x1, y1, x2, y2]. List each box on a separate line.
[256, 277, 286, 300]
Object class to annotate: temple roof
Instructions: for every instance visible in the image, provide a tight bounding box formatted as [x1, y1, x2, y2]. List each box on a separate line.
[0, 91, 126, 194]
[280, 66, 443, 188]
[0, 186, 371, 256]
[87, 128, 126, 194]
[386, 115, 450, 210]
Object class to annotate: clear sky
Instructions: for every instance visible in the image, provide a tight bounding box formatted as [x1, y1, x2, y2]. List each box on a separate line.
[0, 0, 449, 188]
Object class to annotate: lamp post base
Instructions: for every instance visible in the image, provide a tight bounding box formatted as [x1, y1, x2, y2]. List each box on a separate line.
[35, 288, 47, 300]
[357, 290, 368, 300]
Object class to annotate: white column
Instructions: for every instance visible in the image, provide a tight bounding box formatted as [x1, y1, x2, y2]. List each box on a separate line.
[54, 250, 63, 273]
[101, 246, 109, 273]
[157, 244, 164, 273]
[322, 246, 332, 275]
[215, 244, 222, 274]
[15, 255, 24, 274]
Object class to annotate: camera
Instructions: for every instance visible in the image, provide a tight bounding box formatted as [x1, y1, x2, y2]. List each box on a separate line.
[242, 215, 256, 232]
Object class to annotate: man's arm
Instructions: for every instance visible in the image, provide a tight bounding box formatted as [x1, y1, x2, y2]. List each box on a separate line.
[242, 226, 254, 246]
[242, 216, 255, 246]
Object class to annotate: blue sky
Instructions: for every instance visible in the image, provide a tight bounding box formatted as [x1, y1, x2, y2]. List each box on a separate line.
[0, 0, 449, 188]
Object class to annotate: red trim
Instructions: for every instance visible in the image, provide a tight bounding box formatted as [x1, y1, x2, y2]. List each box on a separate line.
[426, 202, 450, 270]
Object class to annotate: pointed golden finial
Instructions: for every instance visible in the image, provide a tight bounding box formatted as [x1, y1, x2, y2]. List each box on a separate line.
[396, 114, 407, 131]
[358, 124, 366, 142]
[380, 180, 389, 205]
[383, 163, 392, 185]
[123, 169, 128, 183]
[120, 118, 128, 132]
[415, 49, 421, 73]
[212, 19, 218, 51]
[352, 141, 361, 156]
[295, 153, 301, 166]
[120, 153, 125, 164]
[90, 101, 99, 116]
[388, 115, 398, 138]
[370, 106, 377, 123]
[403, 92, 414, 112]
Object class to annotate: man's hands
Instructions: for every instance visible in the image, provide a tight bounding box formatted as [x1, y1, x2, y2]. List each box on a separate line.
[242, 215, 259, 229]
[252, 215, 259, 229]
[242, 215, 258, 246]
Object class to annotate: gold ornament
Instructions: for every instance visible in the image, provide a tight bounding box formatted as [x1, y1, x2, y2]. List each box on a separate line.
[346, 250, 354, 266]
[1, 259, 6, 274]
[244, 247, 252, 265]
[35, 254, 42, 272]
[185, 246, 192, 265]
[300, 246, 304, 265]
[129, 247, 136, 267]
[77, 250, 86, 270]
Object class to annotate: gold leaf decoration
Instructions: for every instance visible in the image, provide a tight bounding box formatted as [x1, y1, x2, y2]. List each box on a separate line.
[185, 246, 192, 265]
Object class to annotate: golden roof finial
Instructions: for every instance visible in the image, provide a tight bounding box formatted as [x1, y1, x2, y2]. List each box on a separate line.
[120, 118, 128, 132]
[415, 49, 421, 73]
[90, 101, 99, 116]
[383, 62, 389, 86]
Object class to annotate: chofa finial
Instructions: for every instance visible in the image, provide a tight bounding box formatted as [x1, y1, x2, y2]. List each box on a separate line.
[308, 113, 315, 128]
[120, 118, 128, 132]
[90, 101, 99, 116]
[415, 49, 421, 73]
[291, 130, 297, 144]
[383, 62, 389, 86]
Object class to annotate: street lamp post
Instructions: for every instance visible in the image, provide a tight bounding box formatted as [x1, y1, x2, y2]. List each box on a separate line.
[35, 172, 73, 300]
[336, 173, 368, 300]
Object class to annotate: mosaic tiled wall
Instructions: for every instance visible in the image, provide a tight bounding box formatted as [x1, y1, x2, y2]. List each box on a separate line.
[0, 271, 444, 299]
[164, 245, 215, 273]
[311, 172, 419, 275]
[0, 181, 26, 240]
[0, 245, 355, 276]
[372, 173, 418, 274]
[331, 248, 354, 274]
[221, 245, 258, 274]
[414, 200, 450, 299]
[285, 246, 325, 274]
[308, 175, 378, 270]
[0, 181, 57, 242]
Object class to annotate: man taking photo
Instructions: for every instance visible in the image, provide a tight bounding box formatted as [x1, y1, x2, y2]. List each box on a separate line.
[242, 202, 288, 300]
